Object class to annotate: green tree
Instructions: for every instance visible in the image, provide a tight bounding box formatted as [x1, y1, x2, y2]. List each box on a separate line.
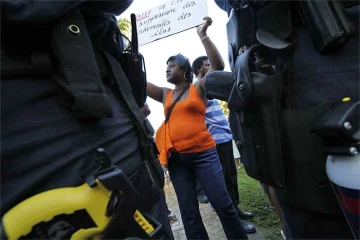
[219, 100, 230, 117]
[117, 18, 131, 39]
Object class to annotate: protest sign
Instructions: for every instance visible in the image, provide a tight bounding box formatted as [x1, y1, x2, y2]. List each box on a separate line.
[135, 0, 208, 46]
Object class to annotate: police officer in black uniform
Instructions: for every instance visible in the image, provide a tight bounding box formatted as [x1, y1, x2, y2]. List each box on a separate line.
[208, 0, 359, 239]
[1, 1, 173, 239]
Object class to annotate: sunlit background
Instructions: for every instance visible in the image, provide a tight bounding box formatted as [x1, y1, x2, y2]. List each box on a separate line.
[121, 0, 230, 130]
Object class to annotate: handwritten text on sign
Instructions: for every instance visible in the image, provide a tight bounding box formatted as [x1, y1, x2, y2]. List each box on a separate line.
[136, 0, 208, 46]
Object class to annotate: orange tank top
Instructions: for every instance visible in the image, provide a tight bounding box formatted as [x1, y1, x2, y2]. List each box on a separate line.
[164, 84, 215, 153]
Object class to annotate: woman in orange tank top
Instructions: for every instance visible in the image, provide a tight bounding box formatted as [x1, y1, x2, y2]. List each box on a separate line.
[147, 17, 247, 239]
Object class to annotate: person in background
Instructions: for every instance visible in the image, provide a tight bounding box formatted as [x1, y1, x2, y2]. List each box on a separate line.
[147, 17, 248, 239]
[193, 56, 256, 234]
[232, 139, 241, 169]
[260, 182, 286, 239]
[269, 186, 286, 239]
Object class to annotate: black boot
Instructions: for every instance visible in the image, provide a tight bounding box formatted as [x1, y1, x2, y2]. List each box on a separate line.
[237, 208, 254, 220]
[241, 220, 256, 234]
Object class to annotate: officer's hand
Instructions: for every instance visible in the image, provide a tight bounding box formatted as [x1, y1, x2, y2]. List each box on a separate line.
[196, 16, 213, 39]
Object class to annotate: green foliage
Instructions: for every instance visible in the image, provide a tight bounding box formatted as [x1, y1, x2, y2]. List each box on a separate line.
[117, 18, 131, 50]
[219, 100, 230, 116]
[237, 166, 283, 240]
[118, 18, 131, 33]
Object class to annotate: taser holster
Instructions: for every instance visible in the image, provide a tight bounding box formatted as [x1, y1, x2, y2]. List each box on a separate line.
[0, 149, 164, 240]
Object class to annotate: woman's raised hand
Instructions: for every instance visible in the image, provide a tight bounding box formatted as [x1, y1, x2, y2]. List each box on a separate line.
[196, 16, 213, 39]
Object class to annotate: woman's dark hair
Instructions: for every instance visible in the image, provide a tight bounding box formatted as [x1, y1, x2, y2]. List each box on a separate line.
[192, 56, 208, 77]
[167, 53, 193, 83]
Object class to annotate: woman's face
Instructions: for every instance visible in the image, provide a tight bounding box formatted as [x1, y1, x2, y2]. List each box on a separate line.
[166, 60, 185, 84]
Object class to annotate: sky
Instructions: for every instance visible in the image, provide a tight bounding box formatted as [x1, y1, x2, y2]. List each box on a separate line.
[121, 0, 230, 131]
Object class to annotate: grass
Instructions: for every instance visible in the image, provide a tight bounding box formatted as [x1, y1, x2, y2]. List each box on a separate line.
[236, 164, 282, 240]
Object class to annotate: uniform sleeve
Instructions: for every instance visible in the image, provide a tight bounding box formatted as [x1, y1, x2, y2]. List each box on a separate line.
[1, 0, 86, 24]
[214, 0, 233, 16]
[1, 0, 134, 24]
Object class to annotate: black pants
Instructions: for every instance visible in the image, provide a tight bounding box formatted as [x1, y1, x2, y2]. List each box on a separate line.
[275, 189, 353, 239]
[216, 140, 240, 206]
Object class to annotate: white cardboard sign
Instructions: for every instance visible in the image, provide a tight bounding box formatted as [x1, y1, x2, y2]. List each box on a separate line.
[135, 0, 208, 46]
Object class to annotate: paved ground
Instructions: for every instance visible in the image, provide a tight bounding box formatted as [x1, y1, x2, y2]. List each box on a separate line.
[164, 175, 264, 240]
